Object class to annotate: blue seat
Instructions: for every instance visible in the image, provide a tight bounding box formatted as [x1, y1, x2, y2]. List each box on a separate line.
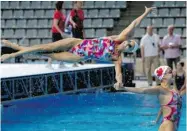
[13, 10, 23, 18]
[103, 19, 114, 28]
[30, 1, 41, 8]
[92, 19, 102, 27]
[17, 19, 26, 28]
[95, 29, 106, 38]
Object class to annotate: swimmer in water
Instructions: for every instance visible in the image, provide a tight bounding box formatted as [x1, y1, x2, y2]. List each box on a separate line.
[115, 66, 184, 131]
[1, 6, 155, 88]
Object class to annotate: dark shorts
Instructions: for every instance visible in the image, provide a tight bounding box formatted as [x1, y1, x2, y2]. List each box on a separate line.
[72, 28, 83, 39]
[52, 33, 63, 42]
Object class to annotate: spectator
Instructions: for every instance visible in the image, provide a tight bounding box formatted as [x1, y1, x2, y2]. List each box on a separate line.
[70, 1, 85, 39]
[47, 1, 69, 69]
[173, 61, 186, 92]
[140, 26, 160, 86]
[70, 1, 85, 66]
[160, 25, 181, 69]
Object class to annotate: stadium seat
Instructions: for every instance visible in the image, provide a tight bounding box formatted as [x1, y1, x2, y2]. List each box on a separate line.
[92, 19, 102, 27]
[15, 29, 25, 37]
[13, 10, 23, 18]
[26, 29, 37, 37]
[64, 1, 72, 9]
[182, 28, 186, 37]
[116, 1, 126, 8]
[95, 1, 105, 8]
[16, 19, 26, 28]
[99, 9, 109, 18]
[27, 19, 37, 27]
[83, 19, 92, 28]
[48, 19, 53, 27]
[19, 38, 29, 46]
[158, 28, 167, 37]
[41, 1, 51, 8]
[1, 20, 5, 27]
[29, 39, 41, 45]
[35, 10, 44, 18]
[45, 10, 54, 18]
[153, 1, 164, 7]
[10, 39, 18, 44]
[88, 9, 98, 18]
[174, 28, 182, 35]
[2, 10, 12, 18]
[158, 8, 169, 16]
[84, 1, 94, 8]
[140, 18, 151, 27]
[152, 18, 163, 27]
[85, 29, 95, 38]
[163, 18, 174, 26]
[42, 39, 52, 44]
[103, 19, 114, 28]
[20, 1, 30, 9]
[6, 20, 16, 28]
[30, 1, 41, 8]
[1, 1, 9, 9]
[110, 9, 120, 18]
[95, 29, 106, 37]
[9, 1, 19, 8]
[24, 10, 34, 18]
[175, 18, 186, 26]
[164, 1, 175, 7]
[83, 9, 88, 17]
[134, 28, 145, 37]
[105, 1, 115, 8]
[175, 1, 186, 7]
[38, 19, 48, 28]
[3, 29, 14, 37]
[181, 8, 186, 16]
[170, 8, 180, 16]
[38, 29, 49, 37]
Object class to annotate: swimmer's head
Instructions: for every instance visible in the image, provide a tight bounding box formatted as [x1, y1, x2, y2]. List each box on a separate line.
[118, 40, 139, 53]
[154, 66, 173, 83]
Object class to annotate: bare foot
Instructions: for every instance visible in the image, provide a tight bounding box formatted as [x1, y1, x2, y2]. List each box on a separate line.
[2, 39, 23, 50]
[1, 54, 12, 62]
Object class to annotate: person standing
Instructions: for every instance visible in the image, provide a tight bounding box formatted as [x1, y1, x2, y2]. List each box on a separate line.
[70, 1, 85, 39]
[160, 25, 182, 69]
[140, 26, 160, 86]
[70, 1, 85, 66]
[47, 1, 69, 68]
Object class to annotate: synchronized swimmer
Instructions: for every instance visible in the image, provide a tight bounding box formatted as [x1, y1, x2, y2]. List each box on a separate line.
[1, 6, 155, 89]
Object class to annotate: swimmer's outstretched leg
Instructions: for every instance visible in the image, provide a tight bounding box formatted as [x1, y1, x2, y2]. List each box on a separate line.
[45, 52, 83, 63]
[1, 38, 82, 61]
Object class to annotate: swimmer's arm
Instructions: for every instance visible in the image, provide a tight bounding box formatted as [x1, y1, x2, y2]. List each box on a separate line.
[119, 86, 161, 95]
[155, 108, 162, 124]
[114, 55, 123, 84]
[115, 6, 155, 42]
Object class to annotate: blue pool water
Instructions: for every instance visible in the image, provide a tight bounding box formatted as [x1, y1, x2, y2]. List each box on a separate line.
[1, 93, 186, 131]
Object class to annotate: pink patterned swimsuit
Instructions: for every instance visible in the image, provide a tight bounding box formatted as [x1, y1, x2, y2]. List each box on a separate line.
[69, 37, 119, 61]
[162, 90, 182, 130]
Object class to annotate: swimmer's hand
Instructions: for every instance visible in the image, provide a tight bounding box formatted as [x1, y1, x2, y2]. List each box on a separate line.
[114, 82, 124, 90]
[145, 6, 156, 12]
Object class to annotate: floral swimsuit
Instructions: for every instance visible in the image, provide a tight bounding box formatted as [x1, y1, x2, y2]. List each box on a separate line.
[162, 90, 182, 130]
[69, 37, 119, 61]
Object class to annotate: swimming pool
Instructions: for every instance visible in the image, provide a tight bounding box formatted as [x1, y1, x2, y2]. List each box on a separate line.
[1, 92, 186, 131]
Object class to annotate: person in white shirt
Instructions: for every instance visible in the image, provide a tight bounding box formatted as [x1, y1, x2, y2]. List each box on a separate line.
[140, 26, 160, 86]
